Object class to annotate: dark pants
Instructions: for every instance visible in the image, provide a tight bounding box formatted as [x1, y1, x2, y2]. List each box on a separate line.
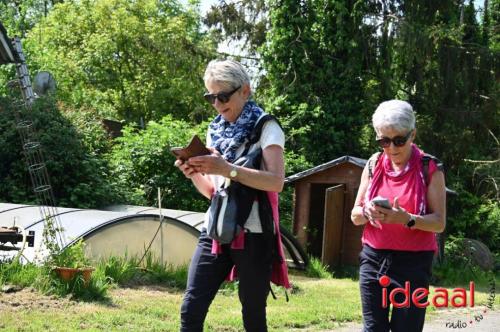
[359, 244, 434, 332]
[180, 230, 272, 332]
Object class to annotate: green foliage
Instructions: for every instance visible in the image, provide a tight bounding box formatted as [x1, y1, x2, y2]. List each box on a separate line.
[305, 256, 332, 279]
[98, 255, 139, 285]
[0, 96, 124, 208]
[0, 252, 190, 301]
[107, 115, 209, 210]
[50, 240, 90, 268]
[0, 261, 39, 287]
[96, 253, 188, 288]
[42, 266, 111, 301]
[204, 0, 268, 56]
[60, 103, 114, 156]
[20, 0, 216, 123]
[140, 252, 188, 288]
[432, 235, 496, 286]
[0, 260, 111, 302]
[447, 189, 500, 254]
[0, 0, 55, 38]
[262, 0, 369, 164]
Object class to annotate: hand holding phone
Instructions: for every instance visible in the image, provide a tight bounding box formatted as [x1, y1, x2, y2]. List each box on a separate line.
[371, 196, 392, 209]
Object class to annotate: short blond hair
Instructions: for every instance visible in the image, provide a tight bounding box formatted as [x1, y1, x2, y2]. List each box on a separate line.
[203, 59, 251, 90]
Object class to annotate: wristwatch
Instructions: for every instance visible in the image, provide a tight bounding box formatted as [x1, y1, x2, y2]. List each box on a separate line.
[406, 214, 416, 229]
[229, 166, 238, 179]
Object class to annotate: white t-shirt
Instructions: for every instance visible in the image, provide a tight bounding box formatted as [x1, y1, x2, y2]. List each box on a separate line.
[203, 113, 285, 232]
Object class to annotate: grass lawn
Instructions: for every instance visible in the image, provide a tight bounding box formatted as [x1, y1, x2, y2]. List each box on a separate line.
[0, 271, 498, 331]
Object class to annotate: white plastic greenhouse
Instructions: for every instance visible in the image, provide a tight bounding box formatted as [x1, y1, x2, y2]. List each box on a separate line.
[0, 203, 307, 269]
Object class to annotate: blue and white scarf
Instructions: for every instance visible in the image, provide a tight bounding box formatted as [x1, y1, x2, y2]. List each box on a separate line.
[208, 101, 263, 162]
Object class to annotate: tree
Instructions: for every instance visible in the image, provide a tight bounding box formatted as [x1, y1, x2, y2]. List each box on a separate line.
[262, 0, 370, 163]
[204, 0, 268, 56]
[0, 0, 62, 37]
[22, 0, 217, 123]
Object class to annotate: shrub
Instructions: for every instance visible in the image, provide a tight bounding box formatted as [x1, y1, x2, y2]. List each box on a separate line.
[0, 96, 124, 208]
[433, 235, 494, 286]
[447, 188, 500, 253]
[107, 115, 209, 210]
[0, 261, 39, 287]
[98, 255, 139, 285]
[305, 256, 332, 279]
[50, 240, 90, 268]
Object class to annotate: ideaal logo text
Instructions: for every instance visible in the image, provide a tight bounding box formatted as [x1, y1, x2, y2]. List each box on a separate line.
[379, 275, 475, 308]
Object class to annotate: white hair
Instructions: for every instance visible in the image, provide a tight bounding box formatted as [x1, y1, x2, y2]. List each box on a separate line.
[203, 59, 251, 90]
[372, 100, 415, 135]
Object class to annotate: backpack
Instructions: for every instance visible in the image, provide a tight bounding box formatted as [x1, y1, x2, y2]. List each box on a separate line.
[207, 114, 281, 245]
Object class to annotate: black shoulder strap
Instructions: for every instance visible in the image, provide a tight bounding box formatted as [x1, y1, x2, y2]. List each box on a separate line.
[242, 114, 281, 156]
[368, 152, 382, 179]
[422, 153, 444, 186]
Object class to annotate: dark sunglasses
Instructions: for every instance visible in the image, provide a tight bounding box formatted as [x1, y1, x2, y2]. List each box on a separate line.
[203, 86, 241, 104]
[376, 131, 412, 148]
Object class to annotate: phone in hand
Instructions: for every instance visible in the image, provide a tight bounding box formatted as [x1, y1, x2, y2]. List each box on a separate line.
[371, 196, 392, 209]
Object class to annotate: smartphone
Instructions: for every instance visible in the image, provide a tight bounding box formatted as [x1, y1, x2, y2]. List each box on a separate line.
[371, 196, 392, 209]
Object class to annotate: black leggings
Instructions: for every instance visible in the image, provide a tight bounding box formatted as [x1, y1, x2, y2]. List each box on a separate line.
[359, 245, 434, 332]
[180, 230, 272, 332]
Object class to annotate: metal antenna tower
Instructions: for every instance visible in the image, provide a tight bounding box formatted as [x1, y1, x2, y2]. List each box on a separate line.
[7, 36, 66, 251]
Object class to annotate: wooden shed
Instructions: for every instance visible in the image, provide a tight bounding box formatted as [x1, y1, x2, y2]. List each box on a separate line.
[285, 156, 367, 268]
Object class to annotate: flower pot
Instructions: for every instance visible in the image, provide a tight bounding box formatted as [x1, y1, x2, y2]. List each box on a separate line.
[53, 267, 95, 286]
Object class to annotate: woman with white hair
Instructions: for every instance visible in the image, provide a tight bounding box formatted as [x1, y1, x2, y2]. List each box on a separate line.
[351, 100, 446, 332]
[175, 59, 288, 331]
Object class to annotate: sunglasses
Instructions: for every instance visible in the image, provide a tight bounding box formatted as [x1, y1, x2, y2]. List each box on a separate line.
[376, 131, 412, 148]
[204, 86, 241, 104]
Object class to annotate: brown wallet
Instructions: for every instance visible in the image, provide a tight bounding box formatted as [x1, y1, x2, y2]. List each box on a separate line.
[170, 135, 211, 161]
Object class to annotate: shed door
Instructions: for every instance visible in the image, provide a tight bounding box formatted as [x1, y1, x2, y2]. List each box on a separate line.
[321, 184, 345, 268]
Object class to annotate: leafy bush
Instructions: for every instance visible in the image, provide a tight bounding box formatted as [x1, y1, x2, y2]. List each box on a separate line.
[0, 96, 124, 208]
[107, 115, 209, 210]
[433, 235, 495, 286]
[447, 188, 500, 253]
[305, 256, 332, 279]
[50, 240, 90, 268]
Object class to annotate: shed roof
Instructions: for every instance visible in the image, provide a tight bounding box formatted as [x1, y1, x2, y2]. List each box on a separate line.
[285, 155, 456, 195]
[285, 155, 366, 184]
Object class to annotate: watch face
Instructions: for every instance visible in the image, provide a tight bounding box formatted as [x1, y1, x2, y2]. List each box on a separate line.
[230, 169, 237, 178]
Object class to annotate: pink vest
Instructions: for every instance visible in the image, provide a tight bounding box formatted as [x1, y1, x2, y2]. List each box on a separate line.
[362, 145, 439, 251]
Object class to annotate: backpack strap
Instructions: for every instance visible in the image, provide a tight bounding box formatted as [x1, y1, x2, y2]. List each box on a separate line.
[242, 114, 282, 156]
[421, 153, 444, 186]
[367, 152, 382, 179]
